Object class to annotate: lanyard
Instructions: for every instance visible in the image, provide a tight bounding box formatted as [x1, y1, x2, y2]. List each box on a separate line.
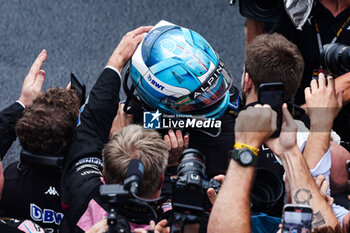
[314, 15, 350, 54]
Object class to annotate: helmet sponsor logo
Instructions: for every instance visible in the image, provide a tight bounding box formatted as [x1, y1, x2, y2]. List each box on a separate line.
[148, 75, 165, 91]
[191, 60, 223, 100]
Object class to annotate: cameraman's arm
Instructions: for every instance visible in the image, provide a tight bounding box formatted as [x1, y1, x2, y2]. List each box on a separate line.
[335, 72, 350, 104]
[303, 74, 342, 170]
[267, 105, 339, 229]
[208, 105, 276, 233]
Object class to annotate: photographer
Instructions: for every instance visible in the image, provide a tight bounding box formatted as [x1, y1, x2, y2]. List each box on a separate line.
[59, 26, 168, 233]
[244, 0, 350, 143]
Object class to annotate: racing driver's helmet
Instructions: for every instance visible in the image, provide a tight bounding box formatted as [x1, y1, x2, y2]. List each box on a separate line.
[128, 20, 233, 119]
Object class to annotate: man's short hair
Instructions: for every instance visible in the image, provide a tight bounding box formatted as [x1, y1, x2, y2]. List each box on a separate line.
[245, 33, 304, 101]
[103, 124, 168, 198]
[16, 87, 80, 155]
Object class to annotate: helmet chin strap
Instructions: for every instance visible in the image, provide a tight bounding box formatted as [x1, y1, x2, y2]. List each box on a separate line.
[123, 67, 144, 115]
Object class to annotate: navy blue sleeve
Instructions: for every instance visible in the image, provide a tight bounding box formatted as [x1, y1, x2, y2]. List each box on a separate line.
[60, 68, 121, 232]
[0, 102, 24, 159]
[64, 67, 121, 169]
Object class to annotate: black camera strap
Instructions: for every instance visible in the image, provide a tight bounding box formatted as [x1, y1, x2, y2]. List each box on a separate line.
[314, 15, 350, 56]
[118, 201, 157, 224]
[312, 15, 350, 78]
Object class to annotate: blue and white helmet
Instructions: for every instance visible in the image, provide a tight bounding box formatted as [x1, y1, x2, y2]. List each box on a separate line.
[129, 20, 233, 119]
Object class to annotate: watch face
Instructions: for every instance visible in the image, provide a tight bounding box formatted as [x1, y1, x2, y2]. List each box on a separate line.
[240, 151, 253, 164]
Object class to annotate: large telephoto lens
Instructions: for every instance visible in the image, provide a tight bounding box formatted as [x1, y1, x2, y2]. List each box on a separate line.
[251, 168, 284, 212]
[254, 0, 278, 10]
[177, 149, 206, 178]
[321, 43, 350, 76]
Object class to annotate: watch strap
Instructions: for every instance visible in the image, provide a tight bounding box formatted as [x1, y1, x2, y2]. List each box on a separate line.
[234, 142, 259, 156]
[229, 149, 258, 167]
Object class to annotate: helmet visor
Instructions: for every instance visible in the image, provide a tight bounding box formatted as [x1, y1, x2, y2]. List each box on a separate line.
[163, 59, 233, 113]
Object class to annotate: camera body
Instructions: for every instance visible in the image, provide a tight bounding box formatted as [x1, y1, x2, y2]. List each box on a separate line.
[100, 184, 131, 233]
[99, 160, 154, 233]
[172, 149, 221, 216]
[171, 149, 284, 216]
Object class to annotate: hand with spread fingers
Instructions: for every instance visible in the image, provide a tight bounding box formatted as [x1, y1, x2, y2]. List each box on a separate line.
[109, 102, 134, 139]
[164, 129, 189, 166]
[107, 25, 153, 72]
[18, 49, 47, 107]
[303, 73, 343, 170]
[304, 73, 343, 131]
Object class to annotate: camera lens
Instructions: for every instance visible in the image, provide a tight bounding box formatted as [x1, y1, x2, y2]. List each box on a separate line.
[251, 168, 284, 212]
[254, 0, 278, 10]
[321, 43, 350, 76]
[177, 149, 206, 178]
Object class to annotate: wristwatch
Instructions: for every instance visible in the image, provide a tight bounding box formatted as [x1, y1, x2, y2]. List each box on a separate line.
[229, 149, 258, 167]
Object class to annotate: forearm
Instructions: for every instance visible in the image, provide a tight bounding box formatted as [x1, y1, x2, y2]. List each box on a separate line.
[64, 68, 121, 169]
[335, 72, 350, 104]
[246, 19, 265, 45]
[303, 121, 331, 169]
[208, 160, 254, 233]
[281, 146, 338, 229]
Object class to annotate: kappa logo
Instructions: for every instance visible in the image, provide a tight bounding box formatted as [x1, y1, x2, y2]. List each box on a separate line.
[45, 186, 59, 196]
[148, 75, 165, 90]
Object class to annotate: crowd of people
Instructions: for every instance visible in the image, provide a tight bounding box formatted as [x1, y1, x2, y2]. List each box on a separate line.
[0, 0, 349, 232]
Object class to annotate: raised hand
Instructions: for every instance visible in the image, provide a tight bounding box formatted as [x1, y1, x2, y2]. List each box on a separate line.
[109, 102, 134, 139]
[107, 26, 153, 72]
[18, 49, 47, 107]
[304, 73, 343, 131]
[164, 130, 189, 166]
